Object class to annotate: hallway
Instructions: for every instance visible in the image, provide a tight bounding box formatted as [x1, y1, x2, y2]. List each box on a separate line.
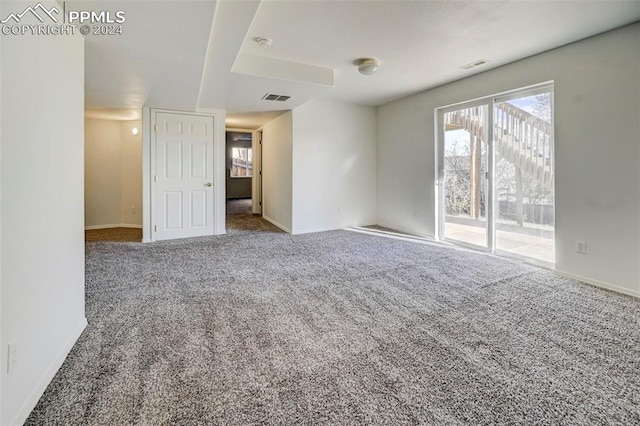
[225, 199, 282, 235]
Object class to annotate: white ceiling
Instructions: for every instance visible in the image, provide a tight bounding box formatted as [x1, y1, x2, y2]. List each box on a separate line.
[82, 0, 640, 128]
[78, 0, 216, 111]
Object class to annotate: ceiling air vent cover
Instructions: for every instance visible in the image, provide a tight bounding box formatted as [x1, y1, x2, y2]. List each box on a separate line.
[262, 93, 290, 102]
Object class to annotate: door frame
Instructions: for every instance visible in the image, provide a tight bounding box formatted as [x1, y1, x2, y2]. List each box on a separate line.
[435, 82, 554, 262]
[142, 108, 226, 243]
[436, 99, 493, 251]
[225, 127, 261, 215]
[255, 129, 263, 215]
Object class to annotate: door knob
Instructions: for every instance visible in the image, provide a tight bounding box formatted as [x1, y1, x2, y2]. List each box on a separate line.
[205, 182, 212, 187]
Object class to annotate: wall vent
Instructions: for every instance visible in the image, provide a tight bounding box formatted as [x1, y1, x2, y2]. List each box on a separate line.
[262, 93, 290, 102]
[460, 59, 488, 70]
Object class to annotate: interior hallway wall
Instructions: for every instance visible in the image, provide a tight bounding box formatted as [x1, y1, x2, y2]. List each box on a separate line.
[85, 119, 122, 227]
[260, 112, 293, 232]
[120, 121, 143, 226]
[292, 99, 377, 234]
[85, 119, 143, 228]
[1, 3, 87, 422]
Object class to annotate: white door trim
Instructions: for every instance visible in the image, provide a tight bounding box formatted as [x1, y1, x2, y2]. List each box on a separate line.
[226, 127, 261, 215]
[142, 108, 226, 243]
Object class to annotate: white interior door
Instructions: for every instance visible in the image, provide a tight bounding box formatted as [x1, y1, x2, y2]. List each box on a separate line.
[155, 112, 214, 241]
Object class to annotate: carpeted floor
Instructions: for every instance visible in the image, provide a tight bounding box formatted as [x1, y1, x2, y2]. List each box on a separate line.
[27, 223, 640, 424]
[226, 198, 253, 215]
[226, 198, 282, 235]
[83, 199, 276, 244]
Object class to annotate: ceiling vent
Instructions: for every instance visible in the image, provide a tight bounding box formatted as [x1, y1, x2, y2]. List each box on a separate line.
[460, 59, 488, 70]
[262, 93, 290, 102]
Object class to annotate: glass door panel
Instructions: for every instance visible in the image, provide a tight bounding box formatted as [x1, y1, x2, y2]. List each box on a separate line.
[493, 92, 554, 263]
[442, 105, 488, 248]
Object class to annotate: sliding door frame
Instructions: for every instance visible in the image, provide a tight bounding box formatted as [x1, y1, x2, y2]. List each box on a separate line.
[436, 98, 493, 252]
[435, 82, 555, 264]
[491, 83, 555, 266]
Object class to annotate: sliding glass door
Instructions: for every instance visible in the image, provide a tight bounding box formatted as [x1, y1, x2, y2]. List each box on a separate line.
[493, 92, 554, 263]
[441, 104, 489, 248]
[438, 85, 555, 265]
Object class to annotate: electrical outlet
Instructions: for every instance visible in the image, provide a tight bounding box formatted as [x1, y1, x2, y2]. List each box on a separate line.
[131, 206, 135, 214]
[575, 240, 587, 254]
[7, 341, 19, 374]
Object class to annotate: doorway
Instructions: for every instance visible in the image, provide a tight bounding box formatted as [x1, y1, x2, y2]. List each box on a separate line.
[84, 116, 143, 242]
[225, 131, 254, 226]
[438, 84, 555, 265]
[224, 131, 261, 233]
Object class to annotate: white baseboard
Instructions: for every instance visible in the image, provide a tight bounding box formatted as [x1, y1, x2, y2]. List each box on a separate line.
[556, 271, 640, 299]
[376, 221, 433, 239]
[262, 215, 291, 233]
[347, 227, 435, 246]
[292, 226, 331, 235]
[85, 223, 143, 230]
[362, 226, 639, 299]
[12, 317, 88, 426]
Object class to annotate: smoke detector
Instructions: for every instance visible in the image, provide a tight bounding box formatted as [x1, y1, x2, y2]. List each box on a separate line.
[256, 37, 273, 49]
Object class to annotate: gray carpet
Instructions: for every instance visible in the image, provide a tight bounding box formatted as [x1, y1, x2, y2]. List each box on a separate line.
[226, 198, 282, 235]
[226, 198, 253, 215]
[26, 227, 640, 424]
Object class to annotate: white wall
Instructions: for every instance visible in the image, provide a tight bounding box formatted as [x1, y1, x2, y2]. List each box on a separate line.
[377, 23, 640, 295]
[1, 9, 87, 425]
[84, 119, 142, 229]
[292, 100, 377, 234]
[85, 119, 122, 227]
[252, 130, 261, 214]
[120, 121, 143, 226]
[261, 112, 293, 232]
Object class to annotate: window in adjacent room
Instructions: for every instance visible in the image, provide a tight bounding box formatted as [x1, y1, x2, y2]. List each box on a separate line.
[231, 147, 252, 177]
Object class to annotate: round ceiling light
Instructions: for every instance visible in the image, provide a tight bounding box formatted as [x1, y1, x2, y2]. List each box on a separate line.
[354, 58, 380, 76]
